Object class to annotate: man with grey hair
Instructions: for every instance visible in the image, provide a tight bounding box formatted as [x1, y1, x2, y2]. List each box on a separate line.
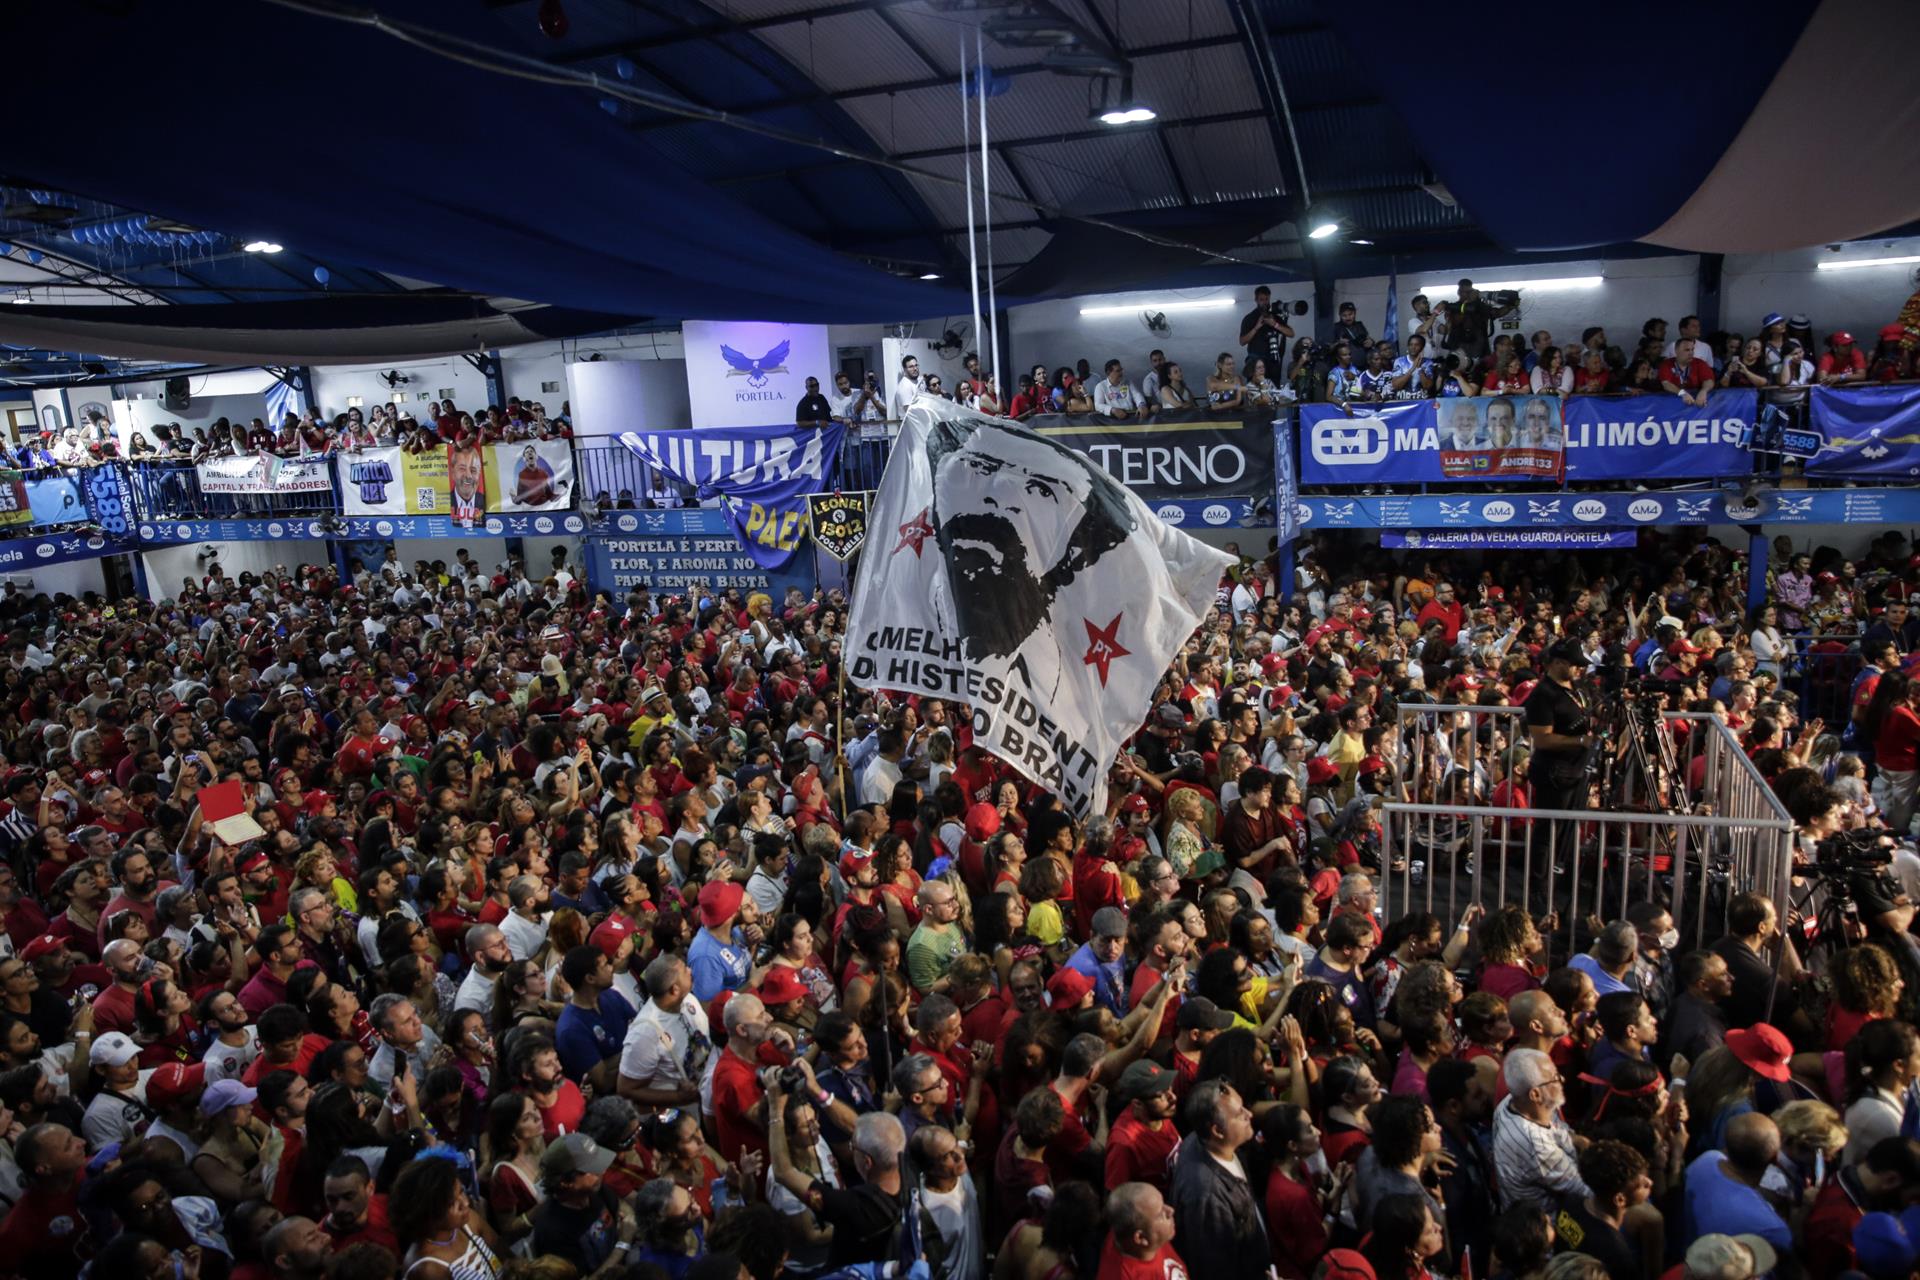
[1169, 1078, 1265, 1280]
[1569, 919, 1639, 999]
[618, 953, 710, 1110]
[155, 884, 200, 951]
[711, 993, 777, 1162]
[893, 1052, 951, 1144]
[499, 874, 551, 961]
[290, 884, 352, 988]
[770, 1082, 905, 1268]
[454, 922, 513, 1013]
[1492, 1046, 1587, 1211]
[1064, 906, 1130, 1016]
[366, 993, 439, 1090]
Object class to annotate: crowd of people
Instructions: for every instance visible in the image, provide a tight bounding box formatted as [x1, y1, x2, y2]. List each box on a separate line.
[881, 283, 1920, 421]
[1, 471, 1920, 1280]
[1, 399, 572, 471]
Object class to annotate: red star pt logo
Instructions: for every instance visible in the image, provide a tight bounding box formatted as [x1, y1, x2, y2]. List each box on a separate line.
[894, 507, 936, 556]
[1082, 613, 1130, 686]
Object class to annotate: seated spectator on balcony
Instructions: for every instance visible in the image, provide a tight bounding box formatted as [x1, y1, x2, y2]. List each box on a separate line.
[52, 428, 90, 467]
[1528, 347, 1572, 396]
[1580, 326, 1608, 358]
[1391, 335, 1435, 398]
[1482, 349, 1529, 397]
[977, 376, 1003, 415]
[1287, 338, 1319, 403]
[1438, 355, 1479, 399]
[796, 377, 833, 428]
[954, 378, 977, 410]
[1140, 349, 1168, 403]
[1093, 360, 1144, 418]
[436, 400, 462, 438]
[1776, 340, 1815, 387]
[924, 374, 948, 402]
[1159, 363, 1196, 410]
[1624, 355, 1661, 393]
[1871, 324, 1911, 382]
[1522, 330, 1554, 373]
[1008, 374, 1046, 420]
[1333, 301, 1370, 351]
[1572, 349, 1613, 395]
[1479, 334, 1516, 378]
[1353, 350, 1392, 403]
[1325, 344, 1364, 402]
[1247, 358, 1288, 408]
[1819, 331, 1867, 385]
[1717, 332, 1745, 371]
[1658, 337, 1717, 408]
[246, 417, 275, 452]
[126, 431, 157, 458]
[1059, 371, 1093, 413]
[1722, 340, 1769, 390]
[1208, 352, 1246, 412]
[273, 414, 301, 455]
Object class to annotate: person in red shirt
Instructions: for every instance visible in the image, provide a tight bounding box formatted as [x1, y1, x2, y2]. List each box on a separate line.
[1572, 348, 1613, 394]
[1414, 584, 1465, 645]
[1262, 1105, 1332, 1280]
[323, 1158, 401, 1253]
[0, 1122, 88, 1280]
[1818, 331, 1868, 385]
[1657, 336, 1717, 408]
[1130, 914, 1192, 1045]
[518, 1036, 586, 1140]
[1802, 1137, 1920, 1278]
[1097, 1182, 1189, 1280]
[1105, 1060, 1181, 1196]
[334, 709, 398, 779]
[1044, 1034, 1107, 1184]
[710, 991, 773, 1163]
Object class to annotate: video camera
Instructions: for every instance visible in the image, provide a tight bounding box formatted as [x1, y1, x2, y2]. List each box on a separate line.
[1484, 289, 1521, 309]
[1811, 827, 1893, 881]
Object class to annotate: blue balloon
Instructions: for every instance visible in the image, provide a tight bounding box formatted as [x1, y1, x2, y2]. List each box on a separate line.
[26, 251, 42, 265]
[614, 57, 637, 81]
[598, 96, 620, 116]
[313, 266, 331, 285]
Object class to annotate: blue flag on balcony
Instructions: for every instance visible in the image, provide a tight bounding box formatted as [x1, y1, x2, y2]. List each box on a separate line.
[1382, 264, 1399, 348]
[616, 422, 845, 571]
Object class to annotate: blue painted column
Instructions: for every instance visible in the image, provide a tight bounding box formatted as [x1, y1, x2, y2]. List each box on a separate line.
[1278, 542, 1296, 604]
[1746, 528, 1769, 613]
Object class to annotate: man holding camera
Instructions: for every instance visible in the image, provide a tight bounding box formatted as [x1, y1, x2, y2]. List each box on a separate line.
[1240, 285, 1294, 373]
[1446, 278, 1518, 363]
[830, 370, 887, 427]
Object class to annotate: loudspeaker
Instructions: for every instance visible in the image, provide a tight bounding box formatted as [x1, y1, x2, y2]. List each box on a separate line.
[163, 376, 190, 412]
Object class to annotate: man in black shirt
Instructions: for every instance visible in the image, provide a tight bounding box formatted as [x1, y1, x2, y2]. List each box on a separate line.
[1239, 285, 1293, 373]
[1553, 1140, 1650, 1280]
[1333, 301, 1372, 352]
[770, 1083, 903, 1268]
[530, 1133, 634, 1273]
[1444, 278, 1518, 363]
[796, 377, 833, 427]
[1708, 892, 1801, 1031]
[1525, 640, 1592, 814]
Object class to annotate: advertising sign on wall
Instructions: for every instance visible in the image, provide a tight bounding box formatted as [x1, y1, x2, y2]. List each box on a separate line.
[682, 320, 831, 430]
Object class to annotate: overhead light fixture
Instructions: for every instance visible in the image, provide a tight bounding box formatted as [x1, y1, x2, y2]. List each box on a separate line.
[1417, 275, 1603, 293]
[1093, 73, 1155, 126]
[1079, 298, 1233, 317]
[1097, 104, 1156, 125]
[919, 272, 941, 280]
[1816, 254, 1920, 271]
[1307, 222, 1340, 240]
[242, 240, 283, 254]
[1350, 238, 1375, 246]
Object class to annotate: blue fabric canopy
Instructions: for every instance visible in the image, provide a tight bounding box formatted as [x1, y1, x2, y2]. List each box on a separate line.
[0, 0, 975, 323]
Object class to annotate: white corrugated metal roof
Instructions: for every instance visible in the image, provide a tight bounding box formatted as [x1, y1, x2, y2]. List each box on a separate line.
[753, 11, 942, 91]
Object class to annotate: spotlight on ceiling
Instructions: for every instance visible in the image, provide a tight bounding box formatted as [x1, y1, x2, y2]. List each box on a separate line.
[1093, 74, 1155, 126]
[242, 240, 283, 254]
[1307, 221, 1340, 240]
[919, 272, 942, 280]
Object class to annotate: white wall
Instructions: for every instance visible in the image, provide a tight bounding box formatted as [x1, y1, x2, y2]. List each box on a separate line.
[1724, 237, 1920, 343]
[111, 390, 273, 452]
[562, 360, 691, 437]
[3, 558, 108, 599]
[138, 541, 332, 602]
[310, 358, 491, 422]
[1007, 285, 1305, 381]
[387, 536, 579, 576]
[30, 388, 71, 434]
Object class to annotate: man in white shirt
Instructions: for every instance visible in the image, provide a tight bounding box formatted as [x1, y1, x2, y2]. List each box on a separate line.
[895, 354, 926, 419]
[1139, 349, 1167, 405]
[912, 1125, 984, 1280]
[1664, 315, 1719, 370]
[454, 924, 513, 1013]
[499, 876, 551, 961]
[1092, 360, 1142, 417]
[618, 954, 712, 1109]
[857, 726, 906, 808]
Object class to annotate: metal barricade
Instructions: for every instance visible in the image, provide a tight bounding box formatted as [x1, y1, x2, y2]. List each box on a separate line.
[125, 458, 340, 521]
[1380, 711, 1794, 953]
[1396, 703, 1529, 805]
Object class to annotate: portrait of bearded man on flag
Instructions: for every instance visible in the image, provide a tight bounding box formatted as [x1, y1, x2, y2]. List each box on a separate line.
[924, 418, 1136, 699]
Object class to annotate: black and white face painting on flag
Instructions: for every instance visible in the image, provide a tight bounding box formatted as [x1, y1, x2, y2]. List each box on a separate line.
[846, 398, 1230, 818]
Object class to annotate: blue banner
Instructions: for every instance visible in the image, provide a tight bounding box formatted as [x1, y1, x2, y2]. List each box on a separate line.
[1805, 384, 1920, 478]
[135, 513, 592, 544]
[81, 463, 134, 536]
[1274, 417, 1300, 549]
[1291, 486, 1920, 530]
[1558, 389, 1755, 480]
[616, 423, 843, 571]
[1303, 391, 1757, 484]
[1381, 529, 1638, 550]
[583, 508, 815, 604]
[0, 530, 132, 571]
[26, 473, 87, 526]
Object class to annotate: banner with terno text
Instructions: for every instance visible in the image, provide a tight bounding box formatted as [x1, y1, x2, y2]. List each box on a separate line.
[616, 422, 843, 571]
[1805, 383, 1920, 478]
[1301, 391, 1754, 483]
[1029, 410, 1274, 502]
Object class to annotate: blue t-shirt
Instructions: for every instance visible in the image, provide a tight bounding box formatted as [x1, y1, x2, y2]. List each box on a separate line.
[1304, 952, 1377, 1028]
[554, 989, 636, 1080]
[1681, 1151, 1792, 1254]
[689, 927, 752, 1002]
[1064, 942, 1128, 1017]
[1567, 953, 1632, 999]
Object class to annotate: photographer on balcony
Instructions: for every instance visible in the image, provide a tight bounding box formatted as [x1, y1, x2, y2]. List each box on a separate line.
[1442, 278, 1518, 365]
[1240, 285, 1294, 374]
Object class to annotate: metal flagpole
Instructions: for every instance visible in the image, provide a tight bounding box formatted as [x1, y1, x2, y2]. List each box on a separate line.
[959, 37, 982, 378]
[977, 26, 998, 394]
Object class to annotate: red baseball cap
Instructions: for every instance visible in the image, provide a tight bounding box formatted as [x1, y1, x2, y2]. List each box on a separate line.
[1306, 757, 1339, 786]
[19, 934, 68, 962]
[963, 802, 1001, 843]
[1047, 967, 1095, 1009]
[757, 965, 810, 1007]
[146, 1061, 208, 1109]
[589, 916, 633, 958]
[697, 880, 744, 929]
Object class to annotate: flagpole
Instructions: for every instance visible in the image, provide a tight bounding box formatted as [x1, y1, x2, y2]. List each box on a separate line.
[835, 657, 849, 820]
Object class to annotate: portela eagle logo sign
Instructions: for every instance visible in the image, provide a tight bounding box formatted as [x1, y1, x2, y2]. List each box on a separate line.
[721, 340, 792, 388]
[807, 491, 870, 561]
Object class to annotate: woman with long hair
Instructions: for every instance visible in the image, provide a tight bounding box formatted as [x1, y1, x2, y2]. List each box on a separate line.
[1841, 1018, 1920, 1165]
[444, 1006, 495, 1106]
[1827, 943, 1904, 1051]
[490, 958, 560, 1039]
[974, 890, 1042, 987]
[480, 1090, 544, 1241]
[131, 976, 200, 1068]
[1361, 1193, 1446, 1280]
[647, 1106, 732, 1217]
[392, 1153, 504, 1280]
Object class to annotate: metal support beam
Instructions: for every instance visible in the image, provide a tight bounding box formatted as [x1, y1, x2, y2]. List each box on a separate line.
[463, 352, 506, 407]
[548, 0, 917, 62]
[1697, 252, 1725, 336]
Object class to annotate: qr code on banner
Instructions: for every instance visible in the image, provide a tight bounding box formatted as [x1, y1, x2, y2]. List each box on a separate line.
[415, 488, 440, 511]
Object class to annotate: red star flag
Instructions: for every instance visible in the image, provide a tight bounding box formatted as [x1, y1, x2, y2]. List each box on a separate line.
[845, 398, 1232, 818]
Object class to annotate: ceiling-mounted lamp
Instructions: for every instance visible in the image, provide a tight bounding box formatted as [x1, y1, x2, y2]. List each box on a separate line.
[1093, 74, 1155, 126]
[242, 240, 283, 254]
[919, 272, 942, 280]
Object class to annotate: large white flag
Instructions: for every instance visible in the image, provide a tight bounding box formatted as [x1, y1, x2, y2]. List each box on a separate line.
[845, 398, 1232, 818]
